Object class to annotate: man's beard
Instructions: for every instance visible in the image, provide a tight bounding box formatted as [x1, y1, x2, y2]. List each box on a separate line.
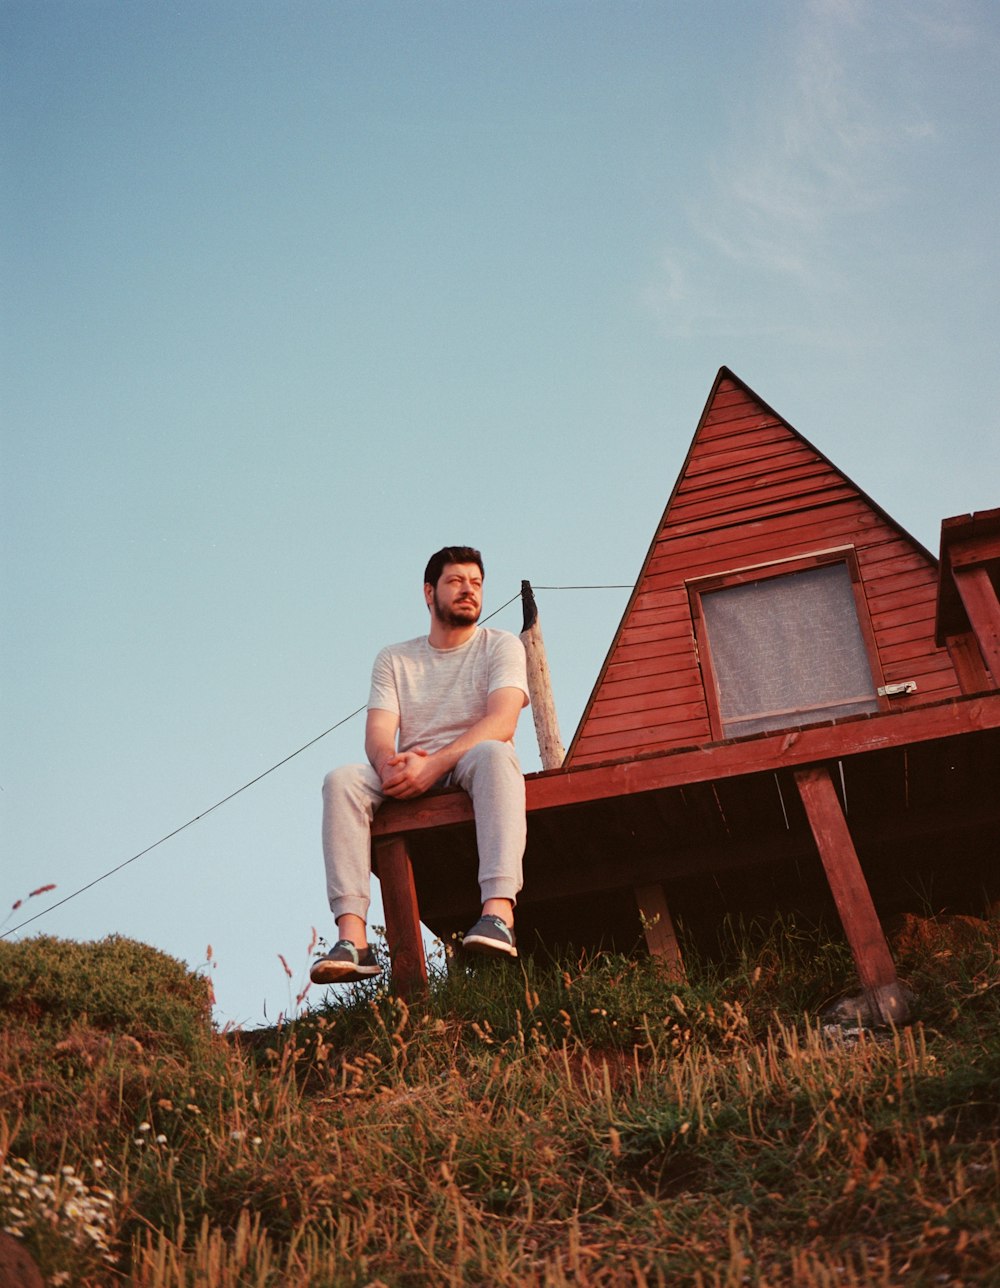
[432, 589, 481, 628]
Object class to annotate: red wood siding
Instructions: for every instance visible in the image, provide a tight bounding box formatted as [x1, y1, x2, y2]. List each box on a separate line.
[566, 369, 963, 766]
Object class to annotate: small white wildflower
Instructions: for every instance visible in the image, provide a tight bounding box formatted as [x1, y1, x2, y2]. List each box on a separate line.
[155, 1134, 167, 1144]
[230, 1130, 245, 1141]
[138, 1122, 151, 1133]
[252, 1136, 262, 1146]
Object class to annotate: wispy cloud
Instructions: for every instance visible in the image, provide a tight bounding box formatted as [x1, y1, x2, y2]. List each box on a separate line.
[648, 0, 954, 341]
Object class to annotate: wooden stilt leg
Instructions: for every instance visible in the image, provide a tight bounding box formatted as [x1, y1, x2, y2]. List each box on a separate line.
[634, 883, 684, 977]
[374, 835, 428, 997]
[794, 765, 908, 1024]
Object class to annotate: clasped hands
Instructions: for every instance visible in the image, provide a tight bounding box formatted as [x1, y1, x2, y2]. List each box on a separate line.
[379, 748, 443, 800]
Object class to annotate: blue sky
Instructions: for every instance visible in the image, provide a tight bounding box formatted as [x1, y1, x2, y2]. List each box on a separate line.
[3, 0, 998, 1027]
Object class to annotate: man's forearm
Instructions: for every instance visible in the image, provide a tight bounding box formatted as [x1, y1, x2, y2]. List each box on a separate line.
[365, 737, 398, 778]
[428, 710, 517, 777]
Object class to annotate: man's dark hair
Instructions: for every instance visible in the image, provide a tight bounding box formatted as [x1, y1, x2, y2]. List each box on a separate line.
[424, 546, 484, 588]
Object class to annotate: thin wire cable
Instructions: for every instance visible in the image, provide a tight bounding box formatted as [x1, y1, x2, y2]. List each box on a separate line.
[531, 584, 632, 590]
[2, 706, 366, 939]
[478, 590, 522, 622]
[2, 588, 529, 939]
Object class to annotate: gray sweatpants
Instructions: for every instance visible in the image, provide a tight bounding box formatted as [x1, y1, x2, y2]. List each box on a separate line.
[321, 739, 526, 923]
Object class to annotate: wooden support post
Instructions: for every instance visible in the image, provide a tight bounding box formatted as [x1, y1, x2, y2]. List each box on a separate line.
[374, 835, 428, 997]
[794, 765, 909, 1024]
[634, 883, 684, 976]
[954, 565, 1000, 680]
[520, 581, 565, 770]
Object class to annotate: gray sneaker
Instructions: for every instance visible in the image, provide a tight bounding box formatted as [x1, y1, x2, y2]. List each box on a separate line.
[462, 914, 518, 958]
[310, 940, 383, 985]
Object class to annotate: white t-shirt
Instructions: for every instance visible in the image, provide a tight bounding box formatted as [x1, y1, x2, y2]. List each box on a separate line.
[368, 627, 530, 755]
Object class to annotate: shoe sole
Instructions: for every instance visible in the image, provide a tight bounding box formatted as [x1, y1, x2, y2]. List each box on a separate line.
[461, 935, 518, 958]
[310, 962, 383, 985]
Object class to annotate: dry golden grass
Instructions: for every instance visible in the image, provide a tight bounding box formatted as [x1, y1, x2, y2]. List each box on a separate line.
[2, 917, 998, 1285]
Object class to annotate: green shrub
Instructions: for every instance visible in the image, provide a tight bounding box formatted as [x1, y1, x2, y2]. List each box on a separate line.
[0, 934, 213, 1059]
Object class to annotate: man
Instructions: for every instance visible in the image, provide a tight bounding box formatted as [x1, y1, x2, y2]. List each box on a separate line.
[311, 546, 530, 985]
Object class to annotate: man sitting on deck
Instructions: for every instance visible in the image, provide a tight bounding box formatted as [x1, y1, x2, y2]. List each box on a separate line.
[311, 546, 531, 985]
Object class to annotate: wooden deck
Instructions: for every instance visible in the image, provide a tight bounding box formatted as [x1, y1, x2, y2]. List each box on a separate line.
[372, 691, 1000, 1010]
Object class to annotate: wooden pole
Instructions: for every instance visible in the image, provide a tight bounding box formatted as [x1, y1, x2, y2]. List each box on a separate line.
[794, 765, 909, 1024]
[374, 835, 428, 996]
[520, 581, 566, 770]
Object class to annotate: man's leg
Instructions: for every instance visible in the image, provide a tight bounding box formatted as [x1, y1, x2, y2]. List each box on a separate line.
[313, 763, 386, 983]
[450, 741, 526, 955]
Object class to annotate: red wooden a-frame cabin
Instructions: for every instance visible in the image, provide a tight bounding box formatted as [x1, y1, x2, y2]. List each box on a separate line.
[373, 369, 1000, 1020]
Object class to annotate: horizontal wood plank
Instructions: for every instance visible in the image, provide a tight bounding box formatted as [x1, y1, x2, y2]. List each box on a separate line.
[881, 651, 957, 681]
[864, 582, 938, 616]
[653, 499, 881, 564]
[667, 463, 848, 519]
[687, 425, 805, 465]
[616, 619, 694, 648]
[581, 696, 709, 733]
[858, 547, 933, 580]
[663, 483, 857, 540]
[609, 636, 698, 665]
[596, 673, 704, 704]
[864, 566, 938, 599]
[869, 604, 936, 634]
[682, 440, 818, 482]
[570, 728, 709, 763]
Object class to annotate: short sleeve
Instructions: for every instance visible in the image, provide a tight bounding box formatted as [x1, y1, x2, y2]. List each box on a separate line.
[488, 631, 530, 706]
[367, 647, 400, 714]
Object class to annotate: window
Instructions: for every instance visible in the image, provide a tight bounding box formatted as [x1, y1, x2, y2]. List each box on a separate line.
[690, 553, 884, 740]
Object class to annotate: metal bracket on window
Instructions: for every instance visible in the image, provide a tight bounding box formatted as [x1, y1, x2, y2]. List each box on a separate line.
[878, 681, 918, 697]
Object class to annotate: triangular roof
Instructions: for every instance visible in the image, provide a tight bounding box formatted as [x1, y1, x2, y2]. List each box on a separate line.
[565, 367, 959, 766]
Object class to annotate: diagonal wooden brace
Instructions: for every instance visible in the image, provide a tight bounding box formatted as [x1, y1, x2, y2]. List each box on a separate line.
[634, 883, 685, 977]
[795, 765, 909, 1024]
[954, 564, 1000, 680]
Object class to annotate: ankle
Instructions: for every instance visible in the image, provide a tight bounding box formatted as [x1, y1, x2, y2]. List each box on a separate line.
[481, 898, 514, 929]
[336, 915, 368, 950]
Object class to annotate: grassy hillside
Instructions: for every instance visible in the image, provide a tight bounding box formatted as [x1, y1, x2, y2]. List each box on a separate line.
[1, 918, 998, 1285]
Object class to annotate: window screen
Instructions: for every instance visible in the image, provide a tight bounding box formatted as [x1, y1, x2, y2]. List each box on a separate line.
[700, 562, 879, 739]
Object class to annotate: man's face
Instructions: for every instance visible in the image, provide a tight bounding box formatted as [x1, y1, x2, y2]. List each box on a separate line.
[426, 562, 483, 628]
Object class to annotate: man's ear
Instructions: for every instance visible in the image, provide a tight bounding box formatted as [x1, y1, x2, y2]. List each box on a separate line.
[423, 582, 434, 610]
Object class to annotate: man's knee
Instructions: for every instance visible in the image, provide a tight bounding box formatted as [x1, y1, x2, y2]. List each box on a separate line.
[460, 739, 521, 773]
[456, 741, 525, 798]
[322, 763, 375, 804]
